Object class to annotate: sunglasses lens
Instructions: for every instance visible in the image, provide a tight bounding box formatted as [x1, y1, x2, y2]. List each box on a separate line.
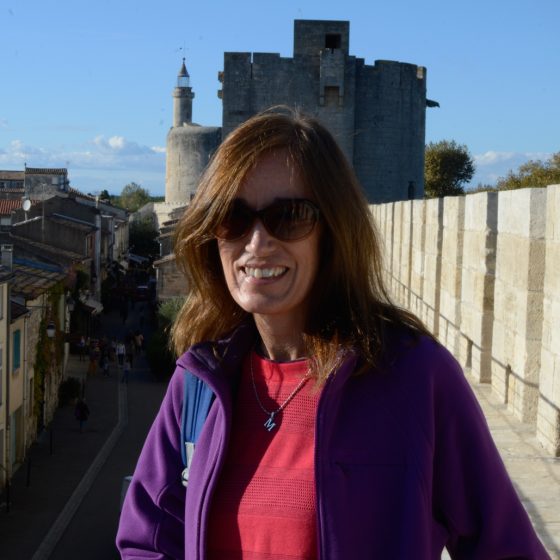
[264, 200, 318, 240]
[215, 199, 319, 241]
[215, 201, 252, 240]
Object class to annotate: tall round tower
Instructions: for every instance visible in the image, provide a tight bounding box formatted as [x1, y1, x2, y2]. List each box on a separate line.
[173, 58, 194, 126]
[165, 60, 221, 204]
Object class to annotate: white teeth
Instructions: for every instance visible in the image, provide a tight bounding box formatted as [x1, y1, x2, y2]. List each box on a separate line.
[245, 266, 285, 279]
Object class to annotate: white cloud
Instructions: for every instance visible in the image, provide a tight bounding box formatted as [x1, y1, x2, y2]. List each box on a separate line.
[474, 150, 551, 167]
[0, 135, 166, 194]
[469, 150, 553, 189]
[92, 134, 156, 156]
[474, 151, 516, 166]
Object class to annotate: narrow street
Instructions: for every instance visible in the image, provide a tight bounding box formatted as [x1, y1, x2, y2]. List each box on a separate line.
[50, 366, 166, 558]
[0, 303, 170, 559]
[49, 305, 168, 559]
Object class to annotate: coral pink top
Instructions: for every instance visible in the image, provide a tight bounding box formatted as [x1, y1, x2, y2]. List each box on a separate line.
[207, 351, 321, 560]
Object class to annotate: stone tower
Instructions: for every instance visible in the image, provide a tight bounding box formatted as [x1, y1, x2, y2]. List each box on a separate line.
[165, 60, 221, 204]
[173, 58, 194, 127]
[219, 20, 428, 202]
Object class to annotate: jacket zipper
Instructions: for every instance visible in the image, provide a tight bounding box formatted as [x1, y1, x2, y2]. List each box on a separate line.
[314, 374, 334, 560]
[186, 358, 234, 560]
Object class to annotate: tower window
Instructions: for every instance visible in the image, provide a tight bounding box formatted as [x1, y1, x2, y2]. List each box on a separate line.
[325, 34, 341, 50]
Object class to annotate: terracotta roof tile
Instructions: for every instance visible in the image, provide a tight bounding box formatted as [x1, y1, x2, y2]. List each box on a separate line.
[25, 167, 67, 175]
[0, 199, 24, 215]
[0, 170, 25, 180]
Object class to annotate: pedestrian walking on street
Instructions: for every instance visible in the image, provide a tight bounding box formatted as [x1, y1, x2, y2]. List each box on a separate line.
[125, 333, 134, 368]
[116, 340, 125, 367]
[78, 335, 86, 361]
[134, 330, 144, 355]
[100, 353, 110, 377]
[110, 337, 117, 363]
[88, 342, 99, 375]
[121, 359, 131, 384]
[74, 398, 90, 433]
[117, 108, 550, 559]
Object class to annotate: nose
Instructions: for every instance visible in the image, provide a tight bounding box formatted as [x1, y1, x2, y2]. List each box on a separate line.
[245, 218, 274, 255]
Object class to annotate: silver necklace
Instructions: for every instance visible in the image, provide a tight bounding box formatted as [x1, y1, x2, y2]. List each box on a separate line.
[250, 350, 311, 432]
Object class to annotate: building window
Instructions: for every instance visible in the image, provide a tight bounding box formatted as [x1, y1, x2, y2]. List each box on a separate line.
[13, 329, 21, 372]
[0, 344, 3, 405]
[325, 34, 341, 50]
[0, 284, 3, 319]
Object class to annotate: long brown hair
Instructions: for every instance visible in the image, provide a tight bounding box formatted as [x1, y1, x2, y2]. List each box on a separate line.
[172, 106, 433, 382]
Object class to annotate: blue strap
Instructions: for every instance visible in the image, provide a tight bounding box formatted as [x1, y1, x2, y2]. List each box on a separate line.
[180, 370, 215, 467]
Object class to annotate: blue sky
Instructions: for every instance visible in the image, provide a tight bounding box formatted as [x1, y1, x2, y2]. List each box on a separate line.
[1, 0, 558, 196]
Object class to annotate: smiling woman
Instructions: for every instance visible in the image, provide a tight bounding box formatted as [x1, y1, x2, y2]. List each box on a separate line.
[117, 107, 550, 560]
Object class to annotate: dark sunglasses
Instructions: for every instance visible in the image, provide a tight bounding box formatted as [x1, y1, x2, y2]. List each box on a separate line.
[215, 198, 320, 241]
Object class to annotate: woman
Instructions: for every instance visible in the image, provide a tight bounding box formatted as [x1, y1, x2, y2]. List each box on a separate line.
[117, 108, 549, 559]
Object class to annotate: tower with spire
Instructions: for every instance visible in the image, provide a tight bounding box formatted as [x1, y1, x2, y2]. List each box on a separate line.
[165, 59, 221, 205]
[173, 58, 194, 127]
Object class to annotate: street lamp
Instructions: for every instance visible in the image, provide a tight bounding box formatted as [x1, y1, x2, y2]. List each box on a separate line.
[46, 321, 56, 339]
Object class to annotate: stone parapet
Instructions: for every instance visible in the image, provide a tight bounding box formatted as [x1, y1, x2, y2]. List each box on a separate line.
[439, 196, 465, 355]
[371, 185, 560, 457]
[459, 192, 498, 382]
[409, 200, 426, 324]
[538, 184, 560, 455]
[492, 188, 546, 423]
[421, 197, 443, 335]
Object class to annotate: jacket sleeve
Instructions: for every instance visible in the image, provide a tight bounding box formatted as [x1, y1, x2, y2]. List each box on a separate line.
[430, 348, 551, 559]
[116, 367, 186, 559]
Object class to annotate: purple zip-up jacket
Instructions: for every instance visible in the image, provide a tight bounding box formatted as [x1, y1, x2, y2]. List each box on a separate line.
[117, 324, 550, 559]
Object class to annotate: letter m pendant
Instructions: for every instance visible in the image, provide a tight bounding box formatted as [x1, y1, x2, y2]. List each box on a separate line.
[264, 413, 277, 432]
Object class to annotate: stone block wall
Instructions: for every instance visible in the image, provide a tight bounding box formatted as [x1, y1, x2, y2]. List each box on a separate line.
[438, 196, 464, 355]
[409, 200, 426, 322]
[538, 185, 560, 455]
[492, 188, 546, 423]
[372, 186, 560, 456]
[390, 201, 412, 308]
[460, 192, 498, 383]
[422, 198, 443, 335]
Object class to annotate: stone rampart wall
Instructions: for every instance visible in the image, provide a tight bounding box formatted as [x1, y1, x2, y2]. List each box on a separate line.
[372, 185, 560, 456]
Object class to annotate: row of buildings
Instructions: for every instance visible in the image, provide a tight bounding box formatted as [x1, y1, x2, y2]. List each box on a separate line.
[0, 167, 129, 496]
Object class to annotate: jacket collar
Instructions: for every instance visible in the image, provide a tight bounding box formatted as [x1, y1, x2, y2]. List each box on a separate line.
[176, 320, 258, 395]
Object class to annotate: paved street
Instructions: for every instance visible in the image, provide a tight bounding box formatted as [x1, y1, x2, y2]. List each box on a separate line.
[0, 304, 559, 559]
[0, 304, 167, 560]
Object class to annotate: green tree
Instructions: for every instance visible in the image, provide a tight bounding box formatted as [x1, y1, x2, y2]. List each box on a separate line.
[99, 189, 112, 202]
[146, 297, 185, 380]
[118, 182, 151, 212]
[424, 140, 475, 198]
[496, 152, 560, 190]
[130, 217, 159, 257]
